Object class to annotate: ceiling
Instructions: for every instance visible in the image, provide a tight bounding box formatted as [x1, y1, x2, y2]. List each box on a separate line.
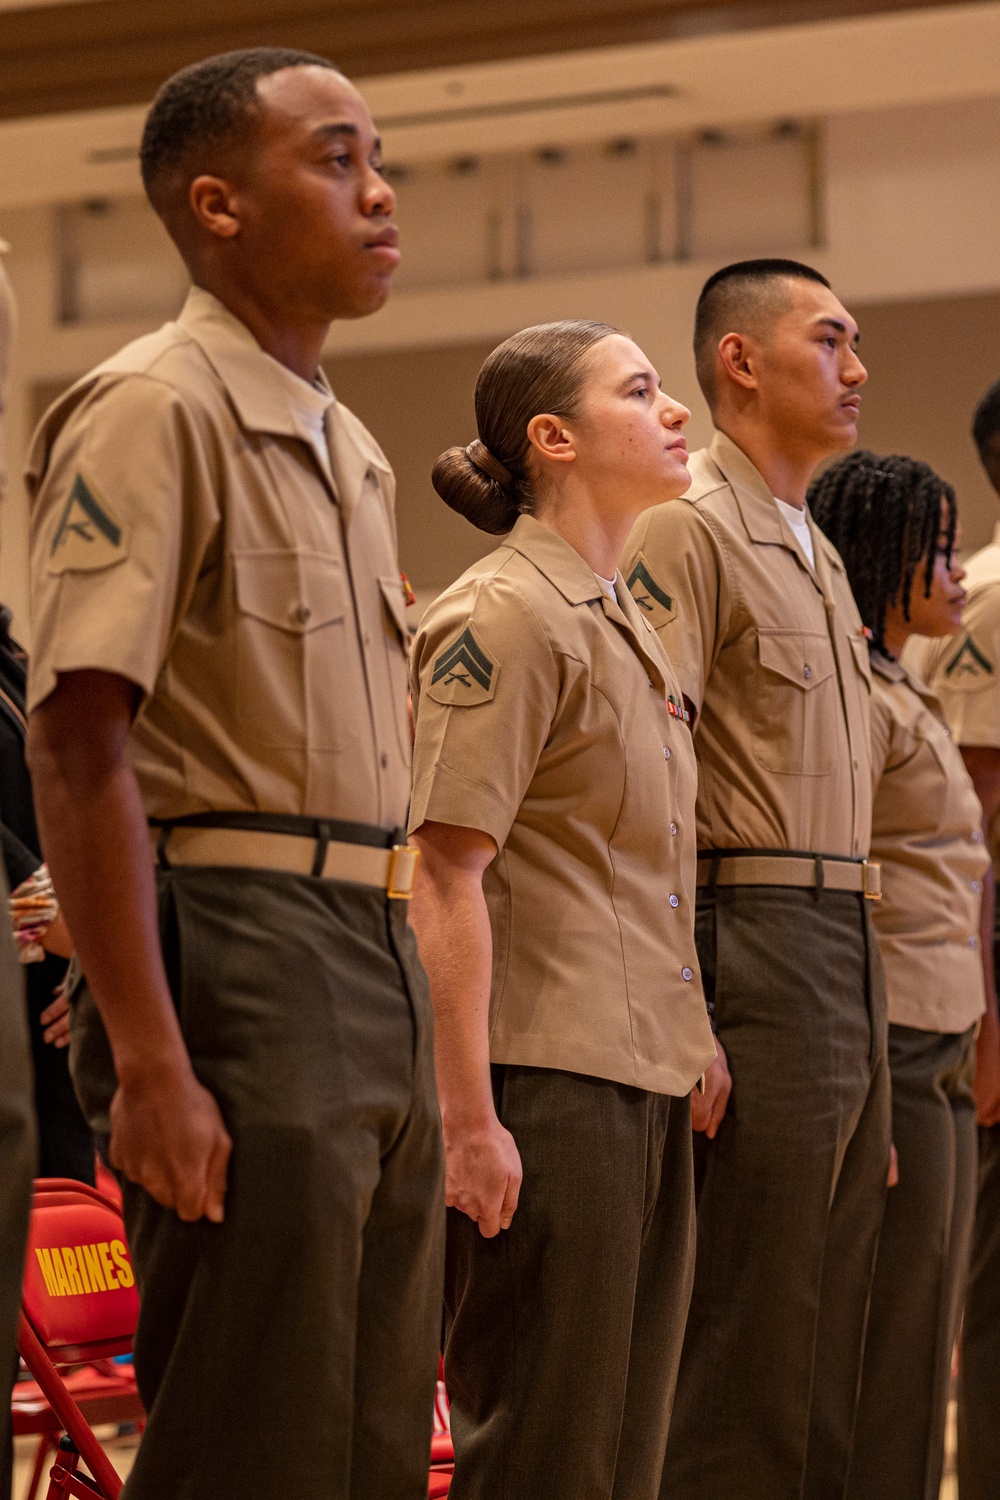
[0, 0, 984, 122]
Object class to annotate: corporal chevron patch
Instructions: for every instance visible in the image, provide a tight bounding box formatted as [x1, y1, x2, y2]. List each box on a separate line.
[48, 473, 128, 575]
[428, 624, 498, 706]
[943, 633, 994, 687]
[625, 555, 675, 628]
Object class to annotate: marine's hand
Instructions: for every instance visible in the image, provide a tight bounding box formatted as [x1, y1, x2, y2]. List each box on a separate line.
[975, 1013, 1000, 1127]
[887, 1142, 899, 1188]
[691, 1036, 732, 1139]
[40, 986, 71, 1048]
[109, 1063, 232, 1223]
[444, 1115, 522, 1239]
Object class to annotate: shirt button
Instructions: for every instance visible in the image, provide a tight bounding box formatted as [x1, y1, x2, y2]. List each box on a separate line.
[974, 829, 984, 843]
[803, 664, 813, 680]
[292, 603, 311, 624]
[670, 821, 678, 836]
[663, 746, 671, 760]
[969, 936, 978, 949]
[972, 879, 982, 893]
[681, 966, 693, 982]
[669, 894, 679, 908]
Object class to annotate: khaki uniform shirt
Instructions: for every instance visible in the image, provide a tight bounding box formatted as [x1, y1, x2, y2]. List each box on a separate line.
[622, 431, 873, 857]
[26, 286, 411, 828]
[0, 245, 14, 500]
[409, 515, 715, 1097]
[869, 651, 987, 1032]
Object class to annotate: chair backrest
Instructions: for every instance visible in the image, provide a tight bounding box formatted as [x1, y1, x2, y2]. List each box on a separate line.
[23, 1189, 139, 1360]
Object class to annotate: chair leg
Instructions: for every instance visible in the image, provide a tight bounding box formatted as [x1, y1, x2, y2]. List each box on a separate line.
[45, 1436, 78, 1499]
[25, 1433, 52, 1500]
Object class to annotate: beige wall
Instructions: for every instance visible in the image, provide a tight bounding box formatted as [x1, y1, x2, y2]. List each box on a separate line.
[324, 288, 1000, 602]
[850, 291, 1000, 554]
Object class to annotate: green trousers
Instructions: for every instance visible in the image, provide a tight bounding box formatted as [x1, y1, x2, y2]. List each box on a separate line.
[847, 1023, 977, 1500]
[0, 874, 31, 1495]
[445, 1066, 695, 1500]
[662, 886, 891, 1500]
[71, 867, 445, 1500]
[958, 1119, 1000, 1498]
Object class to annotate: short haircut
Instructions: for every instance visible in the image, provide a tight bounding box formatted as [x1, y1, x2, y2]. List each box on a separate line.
[140, 47, 342, 208]
[694, 257, 831, 406]
[809, 451, 955, 655]
[972, 378, 1000, 458]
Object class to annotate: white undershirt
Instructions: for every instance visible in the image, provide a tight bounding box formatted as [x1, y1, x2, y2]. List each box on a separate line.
[774, 497, 815, 568]
[595, 573, 618, 603]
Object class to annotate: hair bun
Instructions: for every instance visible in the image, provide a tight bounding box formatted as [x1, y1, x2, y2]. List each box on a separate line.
[466, 439, 513, 488]
[431, 445, 520, 535]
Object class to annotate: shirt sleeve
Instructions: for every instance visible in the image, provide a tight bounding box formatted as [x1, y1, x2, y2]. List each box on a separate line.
[409, 576, 560, 850]
[0, 823, 39, 891]
[621, 500, 728, 715]
[920, 585, 1000, 750]
[26, 373, 212, 712]
[868, 681, 895, 790]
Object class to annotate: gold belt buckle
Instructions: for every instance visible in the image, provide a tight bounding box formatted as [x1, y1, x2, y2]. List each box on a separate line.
[861, 859, 882, 900]
[387, 844, 420, 900]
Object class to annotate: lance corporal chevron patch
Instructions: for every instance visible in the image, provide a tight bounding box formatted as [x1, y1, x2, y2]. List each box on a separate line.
[943, 632, 994, 689]
[47, 473, 128, 575]
[625, 555, 676, 628]
[428, 623, 498, 706]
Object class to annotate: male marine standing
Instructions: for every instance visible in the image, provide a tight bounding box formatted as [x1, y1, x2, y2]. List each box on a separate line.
[906, 377, 1000, 1500]
[25, 50, 443, 1500]
[624, 259, 889, 1500]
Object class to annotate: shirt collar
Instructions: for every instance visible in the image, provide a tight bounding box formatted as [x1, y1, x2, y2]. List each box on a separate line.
[177, 285, 335, 443]
[505, 514, 604, 605]
[505, 514, 668, 690]
[708, 429, 845, 579]
[176, 286, 392, 516]
[870, 648, 906, 683]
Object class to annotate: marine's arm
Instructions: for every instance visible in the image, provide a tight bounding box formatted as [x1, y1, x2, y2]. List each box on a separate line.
[960, 746, 1000, 1126]
[28, 669, 232, 1219]
[408, 820, 520, 1239]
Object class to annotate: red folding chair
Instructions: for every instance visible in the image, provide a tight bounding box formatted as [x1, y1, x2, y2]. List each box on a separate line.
[14, 1179, 144, 1499]
[429, 1354, 453, 1496]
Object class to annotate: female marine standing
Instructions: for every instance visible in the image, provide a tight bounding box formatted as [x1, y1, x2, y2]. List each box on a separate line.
[408, 321, 716, 1500]
[811, 452, 989, 1500]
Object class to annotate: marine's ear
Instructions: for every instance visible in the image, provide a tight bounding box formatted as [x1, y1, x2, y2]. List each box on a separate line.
[716, 332, 759, 394]
[526, 412, 576, 466]
[189, 176, 241, 240]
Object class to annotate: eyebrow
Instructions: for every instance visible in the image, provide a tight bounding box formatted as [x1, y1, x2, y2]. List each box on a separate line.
[622, 369, 661, 389]
[311, 122, 365, 144]
[816, 316, 860, 346]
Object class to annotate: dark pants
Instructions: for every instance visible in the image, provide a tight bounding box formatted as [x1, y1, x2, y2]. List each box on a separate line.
[71, 867, 445, 1500]
[958, 1120, 1000, 1499]
[26, 955, 93, 1183]
[0, 885, 32, 1500]
[445, 1066, 695, 1500]
[848, 1023, 977, 1500]
[662, 887, 891, 1500]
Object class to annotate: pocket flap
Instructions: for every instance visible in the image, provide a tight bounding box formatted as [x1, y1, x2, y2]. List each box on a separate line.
[757, 630, 835, 691]
[379, 574, 411, 644]
[849, 633, 873, 689]
[233, 550, 347, 634]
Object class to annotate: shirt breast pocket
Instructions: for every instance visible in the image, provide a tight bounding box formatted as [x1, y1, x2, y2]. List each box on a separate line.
[233, 549, 349, 751]
[753, 629, 837, 775]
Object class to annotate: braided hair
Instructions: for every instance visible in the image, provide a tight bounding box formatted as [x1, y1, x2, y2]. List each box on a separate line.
[808, 451, 956, 655]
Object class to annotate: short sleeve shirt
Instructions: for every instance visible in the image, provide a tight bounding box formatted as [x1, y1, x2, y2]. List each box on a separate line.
[26, 286, 412, 828]
[869, 651, 987, 1032]
[409, 514, 716, 1097]
[0, 247, 14, 499]
[905, 525, 1000, 864]
[622, 431, 873, 857]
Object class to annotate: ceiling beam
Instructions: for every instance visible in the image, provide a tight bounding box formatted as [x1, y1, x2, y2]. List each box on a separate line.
[0, 0, 980, 121]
